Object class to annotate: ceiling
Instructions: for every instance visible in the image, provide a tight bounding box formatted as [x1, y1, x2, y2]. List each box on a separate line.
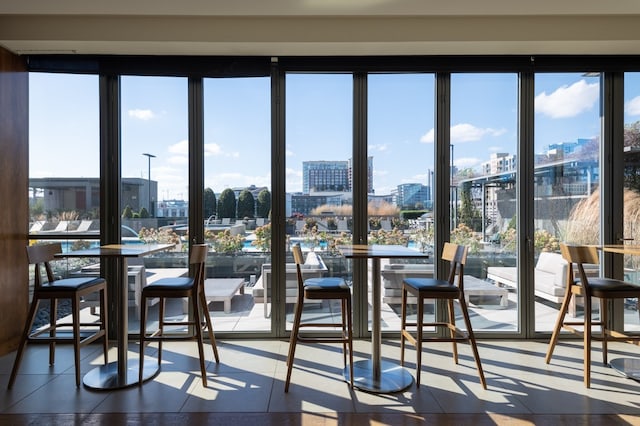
[2, 0, 640, 56]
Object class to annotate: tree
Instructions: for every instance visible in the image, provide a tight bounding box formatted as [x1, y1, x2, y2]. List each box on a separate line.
[122, 205, 133, 219]
[204, 187, 216, 219]
[256, 188, 271, 218]
[217, 188, 236, 219]
[139, 207, 150, 218]
[458, 182, 482, 232]
[237, 189, 255, 218]
[625, 120, 640, 148]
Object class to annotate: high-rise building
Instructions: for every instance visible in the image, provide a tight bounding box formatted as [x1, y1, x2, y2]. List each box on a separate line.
[303, 157, 374, 194]
[396, 183, 430, 209]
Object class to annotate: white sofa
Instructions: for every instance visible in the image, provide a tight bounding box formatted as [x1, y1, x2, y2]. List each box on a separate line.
[486, 251, 599, 315]
[487, 252, 569, 303]
[251, 251, 328, 317]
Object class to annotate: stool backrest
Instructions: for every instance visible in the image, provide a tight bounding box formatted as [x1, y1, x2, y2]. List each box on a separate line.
[559, 243, 599, 288]
[26, 243, 63, 289]
[190, 244, 208, 291]
[292, 244, 305, 293]
[442, 242, 467, 286]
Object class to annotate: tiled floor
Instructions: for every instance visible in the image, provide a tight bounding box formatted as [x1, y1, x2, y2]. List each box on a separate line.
[1, 338, 640, 424]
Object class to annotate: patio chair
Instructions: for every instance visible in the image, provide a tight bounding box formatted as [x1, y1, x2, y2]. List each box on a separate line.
[545, 243, 640, 387]
[46, 220, 70, 232]
[285, 244, 353, 392]
[29, 220, 45, 233]
[8, 243, 108, 388]
[73, 220, 93, 232]
[400, 242, 486, 388]
[138, 244, 219, 387]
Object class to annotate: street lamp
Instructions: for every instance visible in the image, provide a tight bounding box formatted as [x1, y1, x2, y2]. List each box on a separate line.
[142, 153, 156, 216]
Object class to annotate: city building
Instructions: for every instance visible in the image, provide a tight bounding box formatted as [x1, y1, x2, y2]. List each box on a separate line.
[395, 183, 431, 210]
[29, 177, 157, 217]
[303, 157, 374, 194]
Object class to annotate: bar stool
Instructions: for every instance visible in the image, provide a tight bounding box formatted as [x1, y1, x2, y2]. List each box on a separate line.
[285, 244, 353, 392]
[138, 244, 219, 387]
[400, 242, 486, 388]
[8, 243, 108, 388]
[546, 243, 640, 387]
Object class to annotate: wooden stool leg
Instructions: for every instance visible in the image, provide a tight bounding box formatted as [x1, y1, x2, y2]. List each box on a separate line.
[448, 299, 458, 364]
[285, 297, 304, 392]
[415, 293, 424, 386]
[601, 297, 609, 365]
[346, 296, 354, 388]
[546, 286, 574, 364]
[459, 295, 487, 389]
[72, 295, 82, 387]
[139, 293, 149, 384]
[199, 290, 219, 363]
[49, 298, 58, 366]
[584, 295, 593, 388]
[7, 299, 40, 389]
[157, 298, 165, 365]
[192, 293, 207, 387]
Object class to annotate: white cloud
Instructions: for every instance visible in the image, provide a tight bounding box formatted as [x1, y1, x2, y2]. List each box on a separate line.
[420, 128, 435, 143]
[451, 123, 506, 143]
[535, 79, 599, 118]
[128, 109, 155, 120]
[369, 143, 389, 152]
[626, 96, 640, 116]
[169, 140, 188, 155]
[203, 142, 238, 158]
[420, 124, 505, 144]
[204, 143, 222, 156]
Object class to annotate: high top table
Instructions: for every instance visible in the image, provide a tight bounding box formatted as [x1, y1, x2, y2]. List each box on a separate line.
[338, 244, 429, 393]
[57, 243, 175, 390]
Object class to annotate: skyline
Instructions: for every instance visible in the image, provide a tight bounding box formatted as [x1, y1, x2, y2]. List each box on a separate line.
[29, 72, 640, 203]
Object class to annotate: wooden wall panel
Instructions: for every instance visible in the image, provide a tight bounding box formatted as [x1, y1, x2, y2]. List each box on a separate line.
[0, 46, 28, 356]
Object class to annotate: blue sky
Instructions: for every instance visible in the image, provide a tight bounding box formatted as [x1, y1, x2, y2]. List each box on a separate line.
[29, 72, 640, 201]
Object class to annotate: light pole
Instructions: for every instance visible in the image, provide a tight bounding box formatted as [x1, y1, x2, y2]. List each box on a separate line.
[142, 153, 155, 216]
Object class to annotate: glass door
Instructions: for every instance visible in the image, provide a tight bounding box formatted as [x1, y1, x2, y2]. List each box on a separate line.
[284, 73, 353, 332]
[450, 73, 519, 332]
[203, 76, 271, 332]
[121, 76, 189, 333]
[623, 72, 640, 332]
[367, 73, 435, 332]
[533, 73, 601, 332]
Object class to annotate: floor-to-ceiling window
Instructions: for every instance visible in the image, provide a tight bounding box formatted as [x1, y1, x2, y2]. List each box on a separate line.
[28, 73, 100, 238]
[284, 73, 353, 332]
[533, 73, 602, 332]
[367, 73, 435, 332]
[203, 76, 271, 332]
[27, 72, 100, 331]
[623, 72, 640, 331]
[120, 76, 189, 333]
[450, 73, 519, 332]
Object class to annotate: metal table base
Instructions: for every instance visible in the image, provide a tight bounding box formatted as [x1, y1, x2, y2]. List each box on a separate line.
[610, 357, 640, 381]
[344, 360, 414, 393]
[83, 358, 160, 390]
